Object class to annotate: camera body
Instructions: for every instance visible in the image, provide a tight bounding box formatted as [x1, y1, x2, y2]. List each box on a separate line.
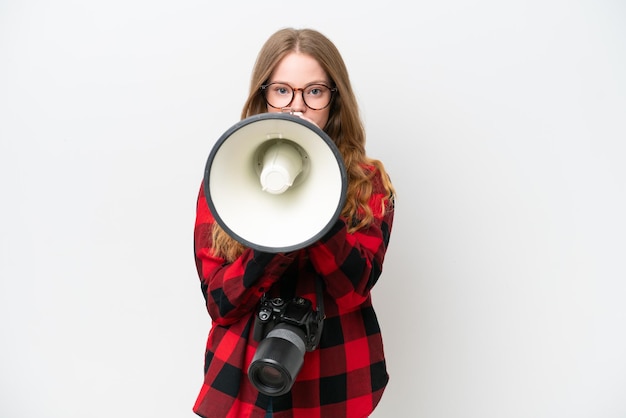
[253, 296, 323, 352]
[248, 295, 324, 396]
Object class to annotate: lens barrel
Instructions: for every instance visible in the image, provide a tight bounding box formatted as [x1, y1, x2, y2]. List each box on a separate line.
[248, 323, 307, 396]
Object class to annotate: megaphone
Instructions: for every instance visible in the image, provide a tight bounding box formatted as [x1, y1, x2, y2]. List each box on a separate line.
[204, 112, 347, 253]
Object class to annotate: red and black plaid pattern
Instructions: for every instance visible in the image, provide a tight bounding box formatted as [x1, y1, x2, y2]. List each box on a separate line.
[193, 167, 394, 418]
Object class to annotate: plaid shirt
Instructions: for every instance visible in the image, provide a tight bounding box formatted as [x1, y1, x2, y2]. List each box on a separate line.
[193, 167, 394, 418]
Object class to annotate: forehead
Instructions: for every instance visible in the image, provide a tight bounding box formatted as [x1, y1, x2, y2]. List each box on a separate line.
[271, 52, 328, 84]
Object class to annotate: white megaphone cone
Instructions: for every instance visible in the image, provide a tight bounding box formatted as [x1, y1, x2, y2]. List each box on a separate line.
[204, 113, 347, 253]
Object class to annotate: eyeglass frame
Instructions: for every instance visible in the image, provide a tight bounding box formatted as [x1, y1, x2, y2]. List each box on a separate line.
[260, 82, 338, 111]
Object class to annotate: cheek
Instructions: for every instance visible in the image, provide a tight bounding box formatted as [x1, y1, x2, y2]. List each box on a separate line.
[311, 111, 330, 129]
[266, 104, 280, 114]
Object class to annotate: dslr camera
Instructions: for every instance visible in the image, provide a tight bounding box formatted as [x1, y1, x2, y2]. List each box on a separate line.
[247, 295, 324, 396]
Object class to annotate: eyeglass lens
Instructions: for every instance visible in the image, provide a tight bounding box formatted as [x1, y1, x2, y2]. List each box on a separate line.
[263, 83, 333, 110]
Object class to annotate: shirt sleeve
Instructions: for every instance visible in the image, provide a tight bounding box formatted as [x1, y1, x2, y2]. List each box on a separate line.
[307, 168, 394, 311]
[194, 183, 298, 326]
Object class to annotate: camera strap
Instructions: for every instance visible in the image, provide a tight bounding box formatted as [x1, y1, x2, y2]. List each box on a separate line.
[307, 275, 326, 351]
[315, 275, 325, 320]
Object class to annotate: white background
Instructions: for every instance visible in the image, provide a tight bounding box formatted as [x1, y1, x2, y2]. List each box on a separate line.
[1, 1, 625, 417]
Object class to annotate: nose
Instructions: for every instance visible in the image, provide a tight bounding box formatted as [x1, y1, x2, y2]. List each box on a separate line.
[289, 90, 307, 112]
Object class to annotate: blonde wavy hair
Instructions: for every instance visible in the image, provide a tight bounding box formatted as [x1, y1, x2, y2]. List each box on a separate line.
[212, 28, 395, 262]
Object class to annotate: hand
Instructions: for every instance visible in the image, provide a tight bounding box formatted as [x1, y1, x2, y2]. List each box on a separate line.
[281, 108, 320, 128]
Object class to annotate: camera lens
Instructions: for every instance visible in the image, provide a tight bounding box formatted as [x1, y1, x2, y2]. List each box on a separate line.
[248, 323, 307, 396]
[257, 365, 284, 387]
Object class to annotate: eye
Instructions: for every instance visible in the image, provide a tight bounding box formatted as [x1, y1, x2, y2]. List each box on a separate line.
[272, 84, 292, 96]
[305, 85, 326, 96]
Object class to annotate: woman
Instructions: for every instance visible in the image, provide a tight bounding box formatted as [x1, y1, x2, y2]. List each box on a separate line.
[193, 28, 395, 418]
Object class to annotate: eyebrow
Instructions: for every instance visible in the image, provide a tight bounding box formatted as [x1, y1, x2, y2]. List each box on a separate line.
[269, 80, 331, 87]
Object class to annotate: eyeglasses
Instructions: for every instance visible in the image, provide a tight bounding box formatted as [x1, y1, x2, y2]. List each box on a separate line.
[260, 82, 337, 111]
